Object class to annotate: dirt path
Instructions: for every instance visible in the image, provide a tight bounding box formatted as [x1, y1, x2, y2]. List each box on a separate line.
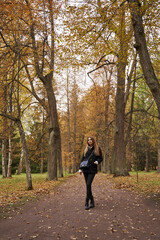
[0, 173, 160, 240]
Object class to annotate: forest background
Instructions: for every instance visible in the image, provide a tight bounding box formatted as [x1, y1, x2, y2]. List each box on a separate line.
[0, 0, 160, 190]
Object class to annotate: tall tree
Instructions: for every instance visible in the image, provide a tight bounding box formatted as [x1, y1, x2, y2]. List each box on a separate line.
[23, 0, 63, 179]
[7, 81, 14, 177]
[0, 1, 33, 188]
[66, 69, 72, 173]
[111, 4, 130, 176]
[17, 148, 23, 175]
[71, 76, 78, 173]
[65, 0, 134, 176]
[1, 85, 8, 178]
[0, 74, 33, 189]
[102, 65, 113, 174]
[2, 138, 7, 178]
[127, 0, 160, 116]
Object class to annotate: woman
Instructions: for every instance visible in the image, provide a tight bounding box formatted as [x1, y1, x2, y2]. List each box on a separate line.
[79, 136, 103, 210]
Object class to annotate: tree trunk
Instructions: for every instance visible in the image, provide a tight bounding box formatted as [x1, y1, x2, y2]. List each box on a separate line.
[40, 110, 44, 174]
[7, 135, 12, 177]
[77, 135, 84, 168]
[40, 126, 45, 175]
[72, 111, 77, 173]
[145, 136, 149, 172]
[7, 118, 13, 177]
[57, 136, 63, 177]
[103, 66, 112, 174]
[127, 0, 160, 117]
[2, 138, 7, 178]
[111, 6, 129, 176]
[103, 135, 110, 173]
[145, 151, 149, 172]
[125, 61, 137, 171]
[17, 148, 23, 175]
[44, 75, 62, 180]
[40, 145, 44, 174]
[67, 71, 72, 174]
[112, 62, 129, 176]
[25, 0, 63, 179]
[125, 74, 136, 146]
[127, 139, 132, 172]
[2, 84, 8, 178]
[17, 120, 32, 190]
[72, 78, 77, 174]
[157, 133, 160, 173]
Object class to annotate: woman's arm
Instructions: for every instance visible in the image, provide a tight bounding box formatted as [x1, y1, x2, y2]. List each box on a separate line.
[94, 147, 103, 164]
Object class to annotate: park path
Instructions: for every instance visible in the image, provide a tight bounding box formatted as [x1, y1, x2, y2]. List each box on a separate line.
[0, 173, 160, 240]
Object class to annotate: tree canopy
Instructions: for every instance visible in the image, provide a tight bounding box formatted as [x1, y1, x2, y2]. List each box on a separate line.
[0, 0, 160, 185]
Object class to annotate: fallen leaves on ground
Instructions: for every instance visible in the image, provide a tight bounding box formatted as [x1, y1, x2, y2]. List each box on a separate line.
[110, 171, 160, 196]
[0, 173, 74, 207]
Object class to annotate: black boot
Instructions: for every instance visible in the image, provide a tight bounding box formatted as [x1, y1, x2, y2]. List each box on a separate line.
[85, 200, 89, 210]
[90, 197, 94, 208]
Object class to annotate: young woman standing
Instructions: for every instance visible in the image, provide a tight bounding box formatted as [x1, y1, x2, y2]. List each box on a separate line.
[79, 136, 103, 210]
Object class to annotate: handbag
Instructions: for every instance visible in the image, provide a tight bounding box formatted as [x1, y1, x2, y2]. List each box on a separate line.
[80, 160, 89, 168]
[79, 151, 94, 169]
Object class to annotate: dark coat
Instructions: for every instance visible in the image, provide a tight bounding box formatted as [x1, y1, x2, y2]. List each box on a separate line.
[80, 146, 103, 174]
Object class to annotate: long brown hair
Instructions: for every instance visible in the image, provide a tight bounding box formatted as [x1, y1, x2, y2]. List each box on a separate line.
[84, 136, 100, 156]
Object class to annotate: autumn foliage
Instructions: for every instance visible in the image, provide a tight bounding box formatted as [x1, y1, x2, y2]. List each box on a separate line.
[0, 0, 160, 190]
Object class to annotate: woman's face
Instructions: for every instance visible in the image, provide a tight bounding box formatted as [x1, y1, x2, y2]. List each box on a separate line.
[88, 138, 93, 146]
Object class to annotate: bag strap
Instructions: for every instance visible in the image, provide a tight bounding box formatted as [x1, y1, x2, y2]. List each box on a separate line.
[86, 150, 94, 163]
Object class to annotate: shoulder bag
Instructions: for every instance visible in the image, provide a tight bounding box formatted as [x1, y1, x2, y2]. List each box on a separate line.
[79, 151, 94, 169]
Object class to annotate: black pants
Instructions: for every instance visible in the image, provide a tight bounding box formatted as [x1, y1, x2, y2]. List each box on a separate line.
[83, 173, 95, 201]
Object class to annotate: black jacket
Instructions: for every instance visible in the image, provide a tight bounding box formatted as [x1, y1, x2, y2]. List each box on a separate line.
[80, 146, 103, 174]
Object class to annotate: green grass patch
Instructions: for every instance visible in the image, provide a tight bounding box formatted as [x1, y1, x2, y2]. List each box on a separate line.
[0, 173, 75, 208]
[109, 171, 160, 196]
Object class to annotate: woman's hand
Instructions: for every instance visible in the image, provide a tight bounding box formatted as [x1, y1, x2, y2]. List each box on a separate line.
[94, 161, 98, 165]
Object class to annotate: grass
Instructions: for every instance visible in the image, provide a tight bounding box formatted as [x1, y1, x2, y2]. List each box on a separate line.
[110, 171, 160, 197]
[0, 171, 159, 211]
[0, 173, 75, 208]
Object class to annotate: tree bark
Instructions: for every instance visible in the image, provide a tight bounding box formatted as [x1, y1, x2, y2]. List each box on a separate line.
[103, 66, 112, 174]
[7, 134, 12, 177]
[16, 120, 33, 190]
[44, 75, 60, 180]
[57, 135, 63, 177]
[40, 145, 44, 174]
[72, 116, 77, 173]
[72, 78, 78, 174]
[145, 136, 149, 172]
[25, 0, 63, 179]
[111, 6, 129, 176]
[7, 81, 14, 177]
[2, 138, 7, 178]
[125, 63, 136, 147]
[67, 70, 72, 174]
[0, 2, 33, 188]
[127, 0, 160, 117]
[157, 133, 160, 173]
[127, 139, 132, 171]
[40, 109, 44, 174]
[112, 60, 129, 176]
[17, 148, 23, 175]
[2, 84, 8, 178]
[0, 114, 32, 188]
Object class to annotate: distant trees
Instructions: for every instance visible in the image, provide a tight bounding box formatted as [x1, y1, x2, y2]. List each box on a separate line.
[0, 0, 160, 180]
[0, 0, 63, 185]
[62, 0, 160, 174]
